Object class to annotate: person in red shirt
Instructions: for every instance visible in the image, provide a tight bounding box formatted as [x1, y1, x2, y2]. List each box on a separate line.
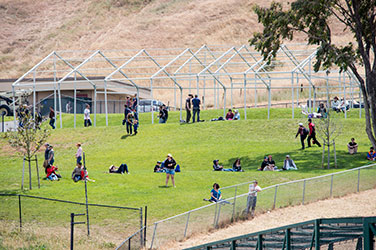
[225, 109, 234, 120]
[46, 164, 60, 181]
[307, 118, 322, 147]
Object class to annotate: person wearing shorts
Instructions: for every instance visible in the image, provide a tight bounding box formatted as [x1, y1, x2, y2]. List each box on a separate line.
[245, 180, 262, 217]
[164, 153, 176, 187]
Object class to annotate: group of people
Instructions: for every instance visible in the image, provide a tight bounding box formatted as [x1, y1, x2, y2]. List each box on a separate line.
[43, 143, 61, 181]
[204, 181, 262, 218]
[213, 159, 244, 172]
[225, 109, 240, 120]
[259, 155, 297, 171]
[331, 96, 349, 113]
[295, 118, 321, 150]
[185, 94, 201, 123]
[123, 97, 139, 135]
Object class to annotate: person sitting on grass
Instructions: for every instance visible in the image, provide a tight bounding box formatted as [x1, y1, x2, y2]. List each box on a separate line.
[348, 138, 358, 155]
[225, 109, 234, 120]
[263, 155, 276, 171]
[367, 147, 376, 161]
[233, 110, 240, 120]
[109, 164, 129, 174]
[258, 157, 269, 171]
[154, 161, 164, 173]
[232, 158, 244, 172]
[282, 155, 298, 170]
[204, 183, 231, 204]
[46, 164, 60, 181]
[213, 160, 233, 171]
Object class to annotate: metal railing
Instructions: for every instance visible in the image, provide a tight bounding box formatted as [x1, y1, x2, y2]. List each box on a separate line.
[146, 163, 376, 249]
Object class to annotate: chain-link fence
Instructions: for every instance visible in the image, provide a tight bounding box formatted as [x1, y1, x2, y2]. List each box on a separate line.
[145, 163, 376, 249]
[0, 194, 145, 249]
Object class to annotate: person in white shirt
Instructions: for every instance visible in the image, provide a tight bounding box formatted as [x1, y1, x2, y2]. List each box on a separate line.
[282, 155, 298, 170]
[84, 104, 92, 127]
[245, 180, 262, 217]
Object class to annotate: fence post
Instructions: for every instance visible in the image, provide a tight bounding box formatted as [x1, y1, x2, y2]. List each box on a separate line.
[71, 213, 74, 250]
[140, 207, 143, 246]
[150, 223, 158, 250]
[215, 203, 222, 228]
[213, 202, 218, 227]
[232, 186, 237, 222]
[302, 180, 306, 205]
[330, 174, 334, 197]
[184, 212, 191, 238]
[273, 185, 278, 210]
[357, 169, 360, 192]
[144, 206, 147, 247]
[18, 195, 22, 231]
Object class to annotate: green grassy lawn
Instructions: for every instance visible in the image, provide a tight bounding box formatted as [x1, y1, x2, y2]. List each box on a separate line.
[0, 108, 372, 225]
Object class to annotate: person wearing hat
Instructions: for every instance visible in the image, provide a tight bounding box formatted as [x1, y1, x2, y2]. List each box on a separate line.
[164, 154, 177, 187]
[154, 161, 164, 173]
[307, 118, 321, 148]
[283, 155, 298, 170]
[295, 123, 309, 149]
[213, 160, 233, 171]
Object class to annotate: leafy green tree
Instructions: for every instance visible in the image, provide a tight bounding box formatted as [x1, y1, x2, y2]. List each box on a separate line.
[250, 0, 376, 148]
[5, 110, 49, 190]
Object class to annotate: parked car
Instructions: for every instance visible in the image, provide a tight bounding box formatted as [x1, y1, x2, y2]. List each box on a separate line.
[139, 100, 166, 113]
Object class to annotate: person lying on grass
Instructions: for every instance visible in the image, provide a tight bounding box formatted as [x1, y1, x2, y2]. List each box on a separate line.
[213, 160, 233, 171]
[108, 164, 129, 174]
[203, 183, 231, 204]
[46, 164, 61, 181]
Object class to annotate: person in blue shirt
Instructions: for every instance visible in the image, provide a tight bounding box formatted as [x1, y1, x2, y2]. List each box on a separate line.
[210, 183, 221, 202]
[192, 95, 201, 123]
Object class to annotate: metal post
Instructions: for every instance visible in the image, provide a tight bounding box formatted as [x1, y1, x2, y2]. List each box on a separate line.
[330, 174, 334, 197]
[35, 155, 40, 189]
[357, 169, 360, 192]
[144, 206, 147, 247]
[314, 219, 320, 250]
[1, 112, 4, 132]
[232, 186, 237, 221]
[302, 180, 306, 205]
[104, 79, 108, 126]
[286, 229, 291, 250]
[53, 55, 57, 125]
[215, 203, 222, 228]
[74, 72, 77, 128]
[33, 71, 36, 122]
[254, 76, 257, 107]
[257, 235, 263, 250]
[273, 185, 278, 209]
[82, 153, 90, 236]
[150, 79, 154, 124]
[28, 159, 32, 190]
[333, 140, 337, 168]
[22, 157, 25, 190]
[184, 212, 191, 238]
[12, 86, 17, 128]
[150, 223, 158, 249]
[223, 89, 227, 118]
[291, 72, 295, 118]
[213, 202, 218, 226]
[244, 74, 247, 120]
[267, 87, 271, 120]
[230, 78, 233, 108]
[18, 195, 22, 230]
[140, 207, 143, 246]
[93, 87, 97, 127]
[71, 213, 74, 250]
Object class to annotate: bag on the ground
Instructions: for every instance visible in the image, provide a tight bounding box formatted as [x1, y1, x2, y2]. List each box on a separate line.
[175, 165, 181, 172]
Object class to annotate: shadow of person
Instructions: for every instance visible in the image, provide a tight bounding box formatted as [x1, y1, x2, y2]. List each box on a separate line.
[121, 134, 131, 140]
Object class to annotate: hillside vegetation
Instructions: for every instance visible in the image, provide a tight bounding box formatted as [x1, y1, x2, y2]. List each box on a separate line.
[1, 0, 351, 78]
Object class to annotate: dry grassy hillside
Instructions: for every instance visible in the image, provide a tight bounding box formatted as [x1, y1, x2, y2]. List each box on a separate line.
[0, 0, 352, 79]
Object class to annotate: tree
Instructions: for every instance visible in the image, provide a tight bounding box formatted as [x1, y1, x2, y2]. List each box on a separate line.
[250, 0, 376, 148]
[4, 110, 50, 190]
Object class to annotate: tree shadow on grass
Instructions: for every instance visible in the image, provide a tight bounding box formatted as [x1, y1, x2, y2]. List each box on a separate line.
[225, 148, 370, 173]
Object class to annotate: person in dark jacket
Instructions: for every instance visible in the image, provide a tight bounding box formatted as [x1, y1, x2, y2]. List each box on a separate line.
[109, 164, 129, 174]
[232, 158, 243, 172]
[295, 123, 309, 149]
[49, 107, 55, 129]
[164, 153, 176, 187]
[185, 94, 193, 123]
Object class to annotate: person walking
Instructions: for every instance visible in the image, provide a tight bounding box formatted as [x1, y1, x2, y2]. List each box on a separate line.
[47, 145, 55, 166]
[192, 95, 201, 123]
[185, 94, 193, 123]
[164, 153, 176, 187]
[126, 111, 134, 135]
[84, 104, 92, 127]
[307, 118, 321, 147]
[75, 143, 83, 165]
[245, 180, 262, 217]
[295, 123, 309, 149]
[49, 107, 55, 129]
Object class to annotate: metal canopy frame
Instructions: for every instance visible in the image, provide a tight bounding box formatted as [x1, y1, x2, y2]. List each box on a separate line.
[12, 44, 362, 128]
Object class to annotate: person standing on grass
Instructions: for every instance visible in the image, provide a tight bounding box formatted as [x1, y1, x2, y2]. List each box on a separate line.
[49, 106, 55, 129]
[164, 153, 176, 187]
[75, 143, 82, 165]
[295, 123, 309, 149]
[43, 143, 51, 172]
[192, 95, 201, 123]
[245, 180, 262, 217]
[84, 104, 92, 127]
[133, 119, 139, 135]
[307, 118, 321, 148]
[126, 111, 134, 135]
[185, 94, 193, 123]
[48, 145, 55, 166]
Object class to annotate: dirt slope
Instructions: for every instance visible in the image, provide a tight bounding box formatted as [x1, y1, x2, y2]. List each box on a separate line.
[164, 188, 376, 249]
[0, 0, 350, 78]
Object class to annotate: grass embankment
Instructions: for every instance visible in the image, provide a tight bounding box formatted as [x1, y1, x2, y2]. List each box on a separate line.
[0, 108, 372, 249]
